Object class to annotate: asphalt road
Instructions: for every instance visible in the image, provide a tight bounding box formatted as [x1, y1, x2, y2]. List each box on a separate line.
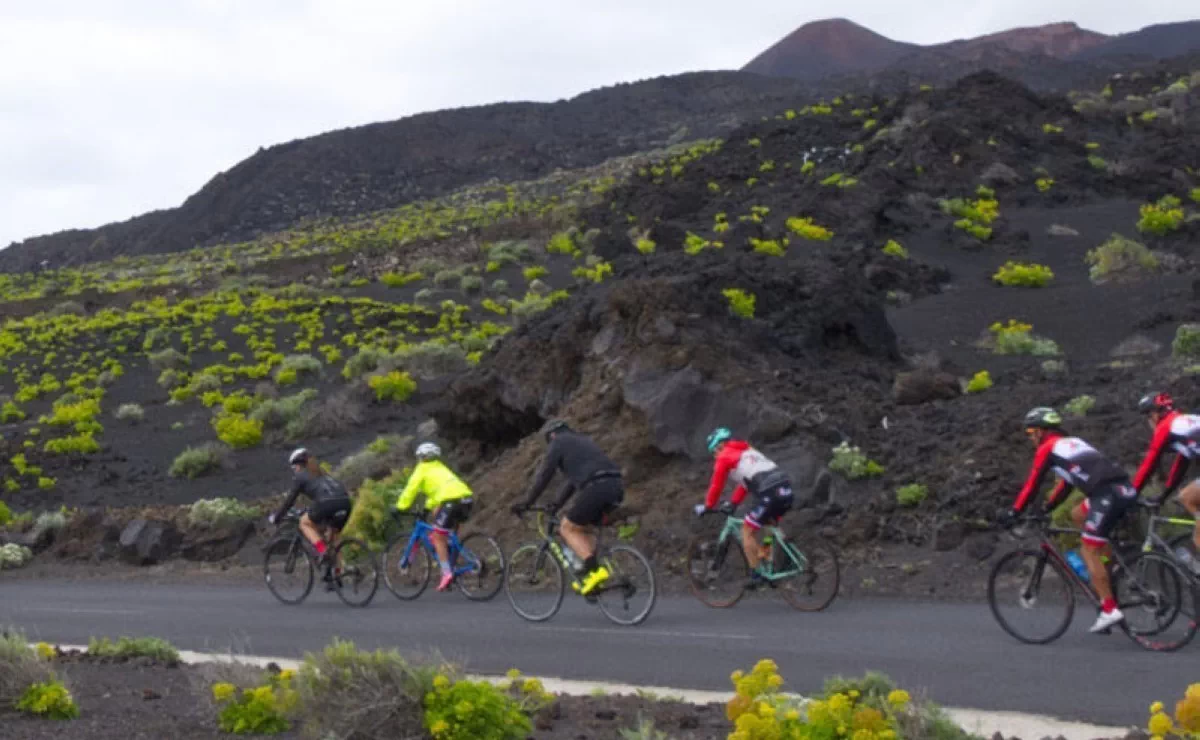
[0, 579, 1190, 727]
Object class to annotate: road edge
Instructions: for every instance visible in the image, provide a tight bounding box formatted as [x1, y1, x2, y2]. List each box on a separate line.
[40, 644, 1134, 740]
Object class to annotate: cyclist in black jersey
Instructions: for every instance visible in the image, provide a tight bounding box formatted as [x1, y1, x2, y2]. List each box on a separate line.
[269, 448, 353, 565]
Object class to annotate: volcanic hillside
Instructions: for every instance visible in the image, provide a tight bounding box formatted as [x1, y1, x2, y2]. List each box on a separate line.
[1, 60, 1200, 596]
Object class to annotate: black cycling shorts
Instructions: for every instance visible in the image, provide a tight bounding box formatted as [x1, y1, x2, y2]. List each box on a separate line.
[744, 482, 794, 530]
[432, 498, 473, 533]
[1081, 481, 1137, 547]
[310, 497, 352, 531]
[565, 478, 623, 527]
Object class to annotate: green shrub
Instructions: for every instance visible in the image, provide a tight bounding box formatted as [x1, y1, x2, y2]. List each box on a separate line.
[460, 275, 483, 293]
[1036, 177, 1055, 193]
[0, 629, 57, 710]
[881, 240, 907, 258]
[344, 469, 408, 549]
[380, 271, 422, 288]
[490, 279, 509, 294]
[989, 320, 1059, 356]
[750, 238, 785, 257]
[249, 389, 317, 431]
[1191, 188, 1200, 205]
[87, 636, 179, 663]
[1088, 155, 1108, 170]
[294, 638, 440, 740]
[1173, 324, 1200, 359]
[274, 368, 297, 386]
[390, 342, 467, 379]
[965, 370, 992, 393]
[342, 347, 389, 380]
[0, 501, 10, 527]
[277, 354, 322, 379]
[1063, 395, 1096, 417]
[722, 288, 755, 319]
[1137, 196, 1185, 236]
[1, 401, 25, 423]
[635, 238, 656, 254]
[212, 672, 296, 735]
[545, 231, 576, 255]
[785, 216, 834, 241]
[189, 497, 257, 528]
[148, 348, 188, 372]
[157, 368, 184, 389]
[829, 441, 884, 479]
[368, 371, 417, 403]
[333, 435, 410, 493]
[992, 262, 1054, 288]
[433, 268, 462, 287]
[1085, 234, 1159, 282]
[16, 680, 79, 719]
[212, 413, 263, 449]
[424, 675, 531, 740]
[43, 434, 99, 455]
[896, 484, 928, 508]
[0, 543, 33, 569]
[522, 266, 548, 281]
[114, 403, 144, 423]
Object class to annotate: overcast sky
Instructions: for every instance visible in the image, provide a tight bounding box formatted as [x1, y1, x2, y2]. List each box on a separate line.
[1, 1, 1195, 249]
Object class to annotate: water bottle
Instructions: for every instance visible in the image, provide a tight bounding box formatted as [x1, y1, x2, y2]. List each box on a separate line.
[1175, 546, 1197, 572]
[1065, 550, 1089, 582]
[560, 543, 583, 573]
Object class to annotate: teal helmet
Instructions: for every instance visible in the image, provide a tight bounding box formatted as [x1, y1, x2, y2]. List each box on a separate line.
[706, 427, 733, 454]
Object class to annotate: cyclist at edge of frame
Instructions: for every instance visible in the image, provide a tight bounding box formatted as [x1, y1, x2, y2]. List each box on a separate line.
[395, 442, 475, 591]
[1130, 391, 1200, 574]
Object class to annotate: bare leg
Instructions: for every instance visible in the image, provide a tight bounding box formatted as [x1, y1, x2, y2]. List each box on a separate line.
[431, 531, 450, 567]
[1081, 542, 1114, 603]
[560, 517, 594, 560]
[742, 522, 762, 570]
[1178, 481, 1200, 549]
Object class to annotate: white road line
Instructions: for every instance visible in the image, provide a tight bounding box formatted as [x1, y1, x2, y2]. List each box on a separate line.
[531, 625, 753, 640]
[18, 607, 142, 616]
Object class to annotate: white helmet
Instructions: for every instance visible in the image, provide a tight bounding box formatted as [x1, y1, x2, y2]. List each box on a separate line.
[288, 448, 309, 466]
[415, 442, 440, 460]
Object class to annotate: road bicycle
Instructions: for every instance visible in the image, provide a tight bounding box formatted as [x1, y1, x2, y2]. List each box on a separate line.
[262, 507, 379, 607]
[505, 505, 656, 625]
[1127, 497, 1200, 617]
[381, 509, 504, 601]
[987, 514, 1196, 652]
[686, 507, 840, 610]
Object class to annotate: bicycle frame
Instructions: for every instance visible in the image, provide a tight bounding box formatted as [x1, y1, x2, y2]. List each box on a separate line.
[394, 514, 475, 578]
[714, 514, 806, 581]
[525, 509, 616, 592]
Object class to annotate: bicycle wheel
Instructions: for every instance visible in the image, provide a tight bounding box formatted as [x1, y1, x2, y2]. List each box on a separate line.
[454, 533, 505, 602]
[333, 537, 380, 607]
[1118, 551, 1198, 652]
[988, 549, 1075, 644]
[595, 544, 657, 626]
[263, 538, 314, 605]
[686, 533, 748, 608]
[382, 532, 433, 600]
[505, 542, 565, 622]
[774, 537, 840, 612]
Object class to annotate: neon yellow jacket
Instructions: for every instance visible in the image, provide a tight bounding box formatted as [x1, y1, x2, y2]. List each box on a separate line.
[396, 460, 473, 512]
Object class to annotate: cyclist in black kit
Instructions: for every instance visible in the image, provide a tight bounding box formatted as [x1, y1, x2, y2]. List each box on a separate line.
[1000, 407, 1136, 633]
[510, 420, 624, 596]
[269, 448, 353, 565]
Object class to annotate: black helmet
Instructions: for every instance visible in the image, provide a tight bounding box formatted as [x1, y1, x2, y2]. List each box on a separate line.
[1137, 392, 1174, 414]
[1022, 407, 1063, 430]
[542, 419, 570, 442]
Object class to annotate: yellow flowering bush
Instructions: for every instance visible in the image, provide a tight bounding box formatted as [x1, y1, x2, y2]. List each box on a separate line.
[34, 642, 55, 660]
[211, 671, 297, 735]
[422, 673, 530, 740]
[16, 679, 79, 720]
[1147, 683, 1200, 738]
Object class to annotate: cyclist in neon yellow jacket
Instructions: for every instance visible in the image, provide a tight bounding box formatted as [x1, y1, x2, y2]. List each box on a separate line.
[396, 442, 475, 591]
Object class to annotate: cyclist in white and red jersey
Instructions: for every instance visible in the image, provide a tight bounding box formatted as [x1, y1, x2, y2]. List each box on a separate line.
[694, 427, 794, 588]
[1001, 407, 1137, 633]
[1132, 392, 1200, 569]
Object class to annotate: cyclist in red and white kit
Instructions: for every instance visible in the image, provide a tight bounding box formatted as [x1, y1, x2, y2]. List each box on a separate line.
[1131, 392, 1200, 572]
[1001, 407, 1137, 633]
[694, 427, 794, 588]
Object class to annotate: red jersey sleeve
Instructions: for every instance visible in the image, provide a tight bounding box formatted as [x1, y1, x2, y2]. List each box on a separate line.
[1013, 437, 1056, 513]
[1133, 415, 1175, 492]
[731, 484, 748, 505]
[1043, 480, 1071, 511]
[704, 448, 738, 509]
[1163, 455, 1191, 497]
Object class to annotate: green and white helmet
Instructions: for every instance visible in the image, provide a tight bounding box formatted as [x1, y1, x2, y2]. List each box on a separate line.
[706, 427, 733, 454]
[1022, 407, 1062, 430]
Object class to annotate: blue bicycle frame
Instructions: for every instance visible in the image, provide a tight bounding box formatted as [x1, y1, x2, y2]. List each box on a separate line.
[395, 516, 478, 577]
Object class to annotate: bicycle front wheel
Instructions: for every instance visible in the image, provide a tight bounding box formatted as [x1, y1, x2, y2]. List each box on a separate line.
[775, 537, 840, 612]
[382, 532, 432, 600]
[505, 542, 565, 622]
[596, 544, 657, 626]
[333, 537, 379, 607]
[263, 538, 314, 605]
[988, 548, 1075, 644]
[1118, 551, 1198, 653]
[686, 533, 747, 608]
[455, 533, 505, 601]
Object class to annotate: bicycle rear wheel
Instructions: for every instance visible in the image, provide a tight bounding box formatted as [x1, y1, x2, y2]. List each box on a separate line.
[774, 537, 840, 612]
[596, 544, 656, 626]
[263, 538, 314, 605]
[333, 537, 379, 607]
[505, 542, 565, 622]
[382, 532, 432, 600]
[1117, 551, 1198, 652]
[455, 533, 505, 601]
[686, 533, 748, 608]
[988, 548, 1075, 644]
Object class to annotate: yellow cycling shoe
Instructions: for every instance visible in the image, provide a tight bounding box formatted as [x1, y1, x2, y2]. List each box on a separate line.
[575, 566, 610, 596]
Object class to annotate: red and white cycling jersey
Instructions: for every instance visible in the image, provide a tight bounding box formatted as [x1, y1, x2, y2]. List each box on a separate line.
[1013, 434, 1129, 513]
[1133, 411, 1200, 495]
[704, 440, 788, 509]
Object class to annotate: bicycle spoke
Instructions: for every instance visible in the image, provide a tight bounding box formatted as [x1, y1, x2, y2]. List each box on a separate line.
[596, 544, 656, 626]
[686, 532, 747, 608]
[383, 533, 432, 600]
[774, 537, 840, 612]
[505, 543, 565, 622]
[988, 549, 1074, 644]
[263, 538, 314, 605]
[334, 538, 379, 607]
[455, 533, 505, 601]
